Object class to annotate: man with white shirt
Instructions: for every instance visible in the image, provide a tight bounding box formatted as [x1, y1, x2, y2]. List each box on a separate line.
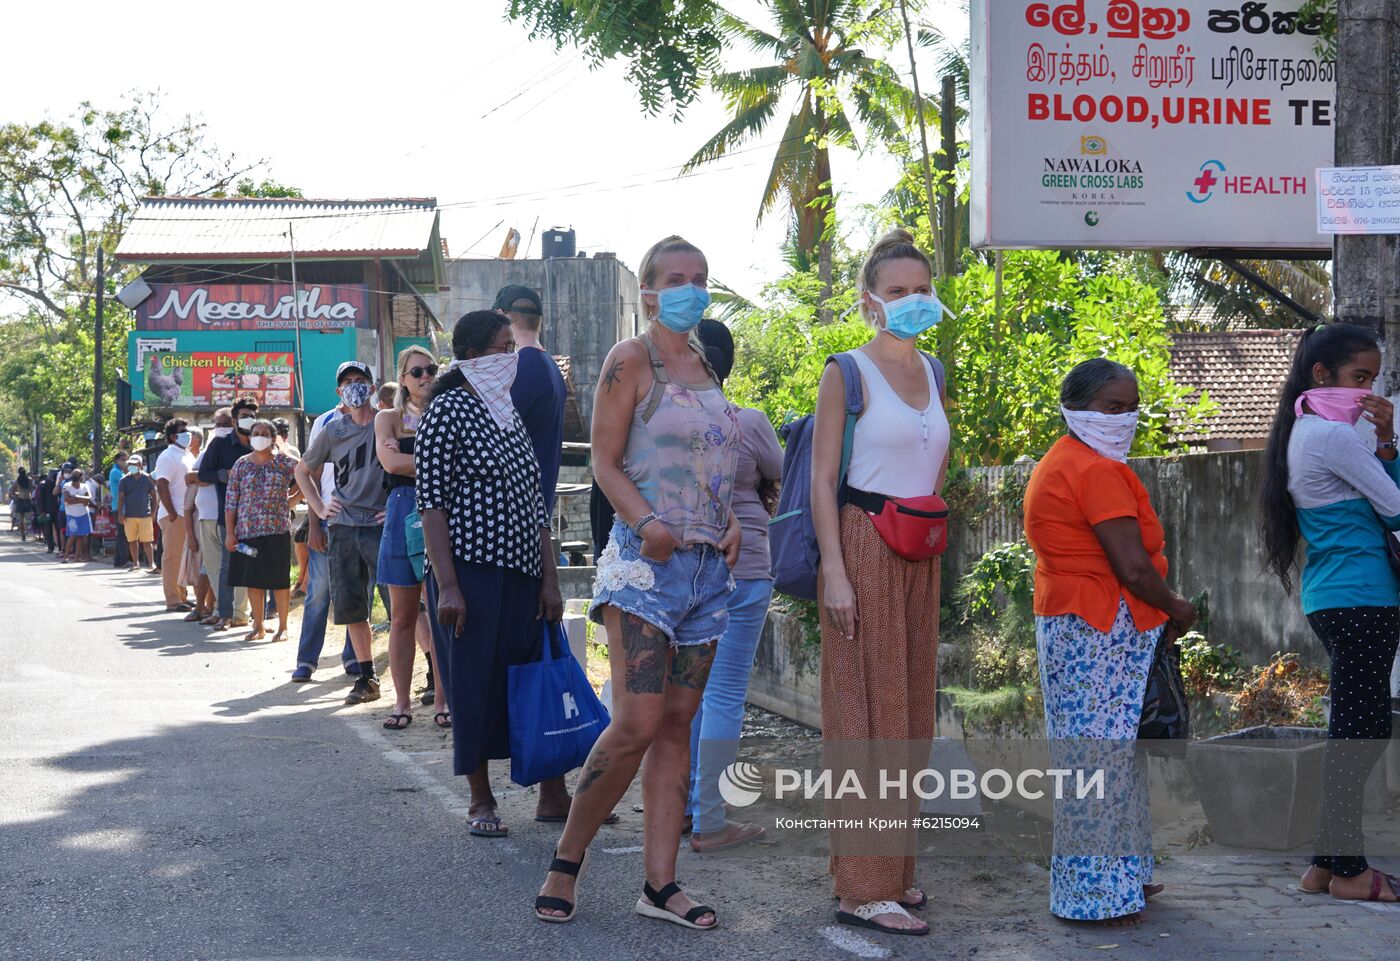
[153, 417, 196, 612]
[60, 468, 94, 564]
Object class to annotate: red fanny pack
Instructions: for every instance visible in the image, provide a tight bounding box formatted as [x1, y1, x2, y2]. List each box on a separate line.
[845, 487, 949, 561]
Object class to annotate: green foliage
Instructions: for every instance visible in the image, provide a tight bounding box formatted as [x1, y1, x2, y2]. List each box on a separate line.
[0, 92, 285, 469]
[685, 1, 933, 266]
[1296, 0, 1337, 59]
[1178, 633, 1244, 698]
[943, 541, 1043, 734]
[940, 250, 1218, 465]
[505, 0, 724, 115]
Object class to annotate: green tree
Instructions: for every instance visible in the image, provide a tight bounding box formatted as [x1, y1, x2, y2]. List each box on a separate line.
[941, 251, 1217, 465]
[0, 92, 281, 469]
[726, 250, 1216, 466]
[0, 91, 267, 332]
[505, 0, 724, 115]
[684, 1, 932, 314]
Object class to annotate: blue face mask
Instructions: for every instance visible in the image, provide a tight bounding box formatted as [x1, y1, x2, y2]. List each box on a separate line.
[651, 283, 710, 334]
[175, 432, 192, 448]
[871, 292, 950, 340]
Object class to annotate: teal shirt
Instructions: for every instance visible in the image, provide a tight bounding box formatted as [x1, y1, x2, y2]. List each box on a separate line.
[1288, 416, 1400, 614]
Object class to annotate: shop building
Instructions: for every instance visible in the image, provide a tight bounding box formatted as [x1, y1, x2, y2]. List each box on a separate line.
[114, 197, 445, 421]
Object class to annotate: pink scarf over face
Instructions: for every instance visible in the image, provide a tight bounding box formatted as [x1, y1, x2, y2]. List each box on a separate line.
[446, 354, 520, 431]
[1294, 387, 1370, 426]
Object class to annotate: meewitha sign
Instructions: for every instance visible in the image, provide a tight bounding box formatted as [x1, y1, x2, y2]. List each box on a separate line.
[135, 283, 369, 331]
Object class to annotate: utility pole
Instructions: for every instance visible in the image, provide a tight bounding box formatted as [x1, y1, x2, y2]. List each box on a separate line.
[940, 73, 959, 278]
[92, 245, 104, 472]
[1333, 1, 1400, 697]
[1334, 1, 1400, 343]
[288, 222, 307, 416]
[899, 0, 944, 279]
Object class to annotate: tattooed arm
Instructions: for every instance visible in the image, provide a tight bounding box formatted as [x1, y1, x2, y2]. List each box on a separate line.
[591, 339, 678, 561]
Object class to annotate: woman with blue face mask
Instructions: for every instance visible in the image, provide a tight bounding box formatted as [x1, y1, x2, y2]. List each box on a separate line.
[536, 236, 740, 930]
[810, 229, 949, 937]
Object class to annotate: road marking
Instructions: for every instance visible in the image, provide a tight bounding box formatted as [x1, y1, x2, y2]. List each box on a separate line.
[819, 926, 892, 959]
[602, 845, 644, 855]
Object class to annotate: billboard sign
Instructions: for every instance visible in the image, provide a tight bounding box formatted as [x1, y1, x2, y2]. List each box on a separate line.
[135, 283, 369, 331]
[970, 1, 1335, 250]
[139, 343, 297, 408]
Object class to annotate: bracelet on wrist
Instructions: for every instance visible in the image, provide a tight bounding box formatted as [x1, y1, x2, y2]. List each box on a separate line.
[632, 512, 659, 538]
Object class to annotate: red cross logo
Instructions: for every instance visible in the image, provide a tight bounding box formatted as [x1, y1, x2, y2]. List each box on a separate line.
[1186, 160, 1226, 204]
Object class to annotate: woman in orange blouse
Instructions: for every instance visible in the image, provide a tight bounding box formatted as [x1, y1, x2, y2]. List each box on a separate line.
[1023, 359, 1196, 927]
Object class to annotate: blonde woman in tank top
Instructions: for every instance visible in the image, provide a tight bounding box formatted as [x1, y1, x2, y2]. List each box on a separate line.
[811, 229, 952, 937]
[535, 236, 741, 930]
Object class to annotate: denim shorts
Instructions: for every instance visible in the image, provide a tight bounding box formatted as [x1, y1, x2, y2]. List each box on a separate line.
[591, 521, 735, 647]
[376, 486, 421, 587]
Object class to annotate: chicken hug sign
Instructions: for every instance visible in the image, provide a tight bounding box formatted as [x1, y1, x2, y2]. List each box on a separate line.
[143, 348, 297, 409]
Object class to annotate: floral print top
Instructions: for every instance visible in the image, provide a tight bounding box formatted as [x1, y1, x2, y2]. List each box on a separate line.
[225, 452, 297, 541]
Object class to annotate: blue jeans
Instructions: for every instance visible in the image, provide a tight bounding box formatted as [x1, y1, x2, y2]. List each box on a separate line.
[215, 523, 249, 620]
[687, 578, 775, 833]
[294, 542, 355, 672]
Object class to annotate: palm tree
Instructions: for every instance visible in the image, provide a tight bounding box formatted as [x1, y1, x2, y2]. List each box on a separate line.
[684, 0, 932, 317]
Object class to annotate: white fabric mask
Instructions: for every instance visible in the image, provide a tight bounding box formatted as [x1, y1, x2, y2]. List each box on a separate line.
[250, 436, 274, 452]
[213, 426, 233, 438]
[446, 354, 521, 431]
[1061, 407, 1139, 463]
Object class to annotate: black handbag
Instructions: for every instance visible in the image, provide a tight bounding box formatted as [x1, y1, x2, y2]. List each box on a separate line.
[1139, 630, 1190, 754]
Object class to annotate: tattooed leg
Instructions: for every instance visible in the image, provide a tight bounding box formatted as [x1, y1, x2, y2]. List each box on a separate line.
[640, 652, 713, 922]
[622, 612, 668, 694]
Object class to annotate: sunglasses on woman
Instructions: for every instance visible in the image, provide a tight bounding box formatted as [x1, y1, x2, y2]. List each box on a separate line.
[407, 364, 440, 379]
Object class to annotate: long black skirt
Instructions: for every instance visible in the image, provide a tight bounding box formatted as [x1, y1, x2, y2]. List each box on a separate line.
[228, 532, 293, 590]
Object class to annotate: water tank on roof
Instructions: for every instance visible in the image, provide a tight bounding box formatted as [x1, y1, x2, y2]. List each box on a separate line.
[542, 227, 576, 260]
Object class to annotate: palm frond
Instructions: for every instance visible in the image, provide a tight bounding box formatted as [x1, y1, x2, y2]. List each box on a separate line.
[683, 92, 783, 171]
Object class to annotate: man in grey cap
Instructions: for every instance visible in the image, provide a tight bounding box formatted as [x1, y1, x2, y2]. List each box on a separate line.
[295, 361, 387, 704]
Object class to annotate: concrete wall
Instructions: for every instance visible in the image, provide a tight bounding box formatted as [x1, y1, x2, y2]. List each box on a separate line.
[948, 450, 1316, 668]
[433, 256, 640, 430]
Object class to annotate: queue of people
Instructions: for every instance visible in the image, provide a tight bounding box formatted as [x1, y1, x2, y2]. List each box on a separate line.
[7, 230, 1396, 937]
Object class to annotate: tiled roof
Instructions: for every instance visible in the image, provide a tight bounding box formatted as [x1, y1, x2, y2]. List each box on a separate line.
[1169, 329, 1303, 441]
[115, 197, 438, 262]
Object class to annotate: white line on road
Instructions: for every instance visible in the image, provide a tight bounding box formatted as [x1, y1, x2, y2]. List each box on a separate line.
[819, 926, 892, 959]
[602, 845, 644, 855]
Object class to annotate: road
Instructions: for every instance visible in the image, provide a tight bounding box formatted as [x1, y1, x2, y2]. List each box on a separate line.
[1, 526, 1397, 961]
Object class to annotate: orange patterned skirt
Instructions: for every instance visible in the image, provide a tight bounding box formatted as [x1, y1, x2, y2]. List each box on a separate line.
[817, 503, 940, 902]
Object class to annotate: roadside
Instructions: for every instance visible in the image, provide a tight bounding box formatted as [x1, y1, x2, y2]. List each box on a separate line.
[2, 521, 1398, 961]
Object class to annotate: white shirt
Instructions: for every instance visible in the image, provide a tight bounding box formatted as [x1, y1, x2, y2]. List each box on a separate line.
[153, 444, 195, 522]
[191, 448, 220, 522]
[309, 408, 342, 499]
[62, 481, 90, 518]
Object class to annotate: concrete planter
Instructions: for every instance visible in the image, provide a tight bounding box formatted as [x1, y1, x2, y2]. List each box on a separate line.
[1187, 725, 1325, 850]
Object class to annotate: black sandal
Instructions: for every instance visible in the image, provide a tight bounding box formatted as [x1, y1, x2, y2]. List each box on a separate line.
[433, 712, 451, 729]
[535, 850, 586, 923]
[634, 881, 717, 930]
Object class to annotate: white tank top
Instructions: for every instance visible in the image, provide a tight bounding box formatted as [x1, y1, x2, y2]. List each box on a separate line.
[846, 350, 949, 499]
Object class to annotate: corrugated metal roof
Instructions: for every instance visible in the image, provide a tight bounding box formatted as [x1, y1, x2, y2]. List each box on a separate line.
[115, 197, 439, 262]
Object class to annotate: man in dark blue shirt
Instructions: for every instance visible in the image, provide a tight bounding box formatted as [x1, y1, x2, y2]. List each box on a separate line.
[496, 284, 567, 514]
[495, 283, 618, 828]
[198, 396, 256, 627]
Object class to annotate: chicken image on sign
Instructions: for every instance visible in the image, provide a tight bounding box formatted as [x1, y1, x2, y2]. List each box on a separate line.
[144, 351, 297, 408]
[970, 0, 1335, 250]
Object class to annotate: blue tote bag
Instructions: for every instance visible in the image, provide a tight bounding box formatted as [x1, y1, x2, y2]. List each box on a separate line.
[508, 622, 610, 786]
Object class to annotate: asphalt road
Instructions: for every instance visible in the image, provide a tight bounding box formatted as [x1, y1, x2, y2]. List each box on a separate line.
[3, 527, 1397, 961]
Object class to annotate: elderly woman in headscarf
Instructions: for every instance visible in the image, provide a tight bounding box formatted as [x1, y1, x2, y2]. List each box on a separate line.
[1022, 358, 1196, 927]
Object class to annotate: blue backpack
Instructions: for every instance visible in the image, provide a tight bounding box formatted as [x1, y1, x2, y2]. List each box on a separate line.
[768, 351, 945, 600]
